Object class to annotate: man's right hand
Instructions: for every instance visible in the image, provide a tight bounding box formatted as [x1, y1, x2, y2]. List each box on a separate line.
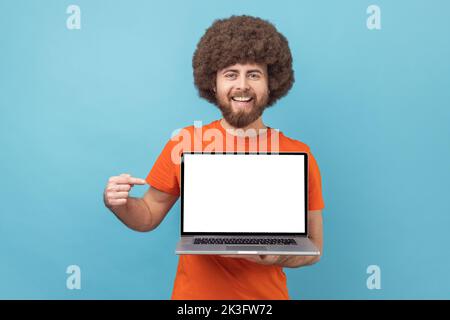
[104, 173, 147, 207]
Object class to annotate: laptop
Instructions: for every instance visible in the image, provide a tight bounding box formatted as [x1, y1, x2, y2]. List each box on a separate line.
[175, 152, 320, 256]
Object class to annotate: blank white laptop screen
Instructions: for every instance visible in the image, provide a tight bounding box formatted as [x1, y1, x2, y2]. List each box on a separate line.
[182, 153, 306, 234]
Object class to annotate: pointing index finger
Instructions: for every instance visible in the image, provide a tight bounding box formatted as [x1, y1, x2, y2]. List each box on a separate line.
[129, 177, 147, 185]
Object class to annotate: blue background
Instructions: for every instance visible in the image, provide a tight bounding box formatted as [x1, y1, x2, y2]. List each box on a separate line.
[1, 0, 449, 299]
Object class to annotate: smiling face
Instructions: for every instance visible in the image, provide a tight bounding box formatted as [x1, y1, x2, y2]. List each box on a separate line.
[215, 63, 270, 128]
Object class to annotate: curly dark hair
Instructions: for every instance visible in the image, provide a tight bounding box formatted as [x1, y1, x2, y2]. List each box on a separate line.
[192, 15, 295, 108]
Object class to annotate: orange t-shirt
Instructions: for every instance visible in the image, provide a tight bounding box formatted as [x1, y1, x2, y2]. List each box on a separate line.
[146, 119, 325, 300]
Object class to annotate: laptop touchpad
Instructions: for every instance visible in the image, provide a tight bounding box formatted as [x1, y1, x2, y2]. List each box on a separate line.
[226, 246, 267, 251]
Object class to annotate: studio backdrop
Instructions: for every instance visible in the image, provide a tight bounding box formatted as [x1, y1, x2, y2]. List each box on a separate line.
[1, 0, 449, 299]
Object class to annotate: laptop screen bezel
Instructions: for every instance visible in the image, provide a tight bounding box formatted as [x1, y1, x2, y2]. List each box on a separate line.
[180, 152, 308, 236]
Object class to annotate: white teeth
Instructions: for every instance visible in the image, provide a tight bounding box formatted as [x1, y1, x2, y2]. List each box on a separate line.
[232, 96, 252, 102]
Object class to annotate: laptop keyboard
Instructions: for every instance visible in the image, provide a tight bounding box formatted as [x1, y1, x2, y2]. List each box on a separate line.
[193, 238, 297, 245]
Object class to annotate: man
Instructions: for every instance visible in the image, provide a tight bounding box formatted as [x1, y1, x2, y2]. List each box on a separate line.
[103, 15, 325, 299]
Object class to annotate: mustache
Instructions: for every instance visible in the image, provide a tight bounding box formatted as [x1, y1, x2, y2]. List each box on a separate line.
[229, 91, 255, 98]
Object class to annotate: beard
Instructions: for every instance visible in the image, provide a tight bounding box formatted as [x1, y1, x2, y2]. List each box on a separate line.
[216, 91, 269, 129]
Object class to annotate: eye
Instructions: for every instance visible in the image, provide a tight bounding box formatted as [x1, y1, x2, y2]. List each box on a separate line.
[225, 73, 237, 79]
[248, 73, 261, 80]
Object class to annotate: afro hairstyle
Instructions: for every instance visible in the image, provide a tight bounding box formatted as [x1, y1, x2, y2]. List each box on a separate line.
[192, 15, 295, 107]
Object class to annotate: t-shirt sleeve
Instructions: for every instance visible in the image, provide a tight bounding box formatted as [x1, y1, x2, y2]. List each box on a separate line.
[308, 150, 325, 211]
[145, 139, 180, 196]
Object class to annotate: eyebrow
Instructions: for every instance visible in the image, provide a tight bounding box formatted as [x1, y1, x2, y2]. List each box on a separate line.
[222, 69, 264, 74]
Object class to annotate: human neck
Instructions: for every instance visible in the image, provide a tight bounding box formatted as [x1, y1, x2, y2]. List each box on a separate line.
[219, 117, 268, 137]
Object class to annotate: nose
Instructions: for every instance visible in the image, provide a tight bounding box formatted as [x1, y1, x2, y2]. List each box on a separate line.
[236, 75, 250, 92]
